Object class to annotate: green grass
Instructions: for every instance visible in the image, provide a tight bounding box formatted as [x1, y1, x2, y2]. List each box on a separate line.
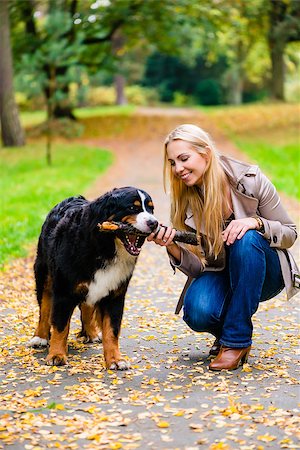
[199, 103, 300, 200]
[20, 105, 135, 128]
[0, 142, 113, 268]
[233, 137, 300, 200]
[75, 105, 135, 118]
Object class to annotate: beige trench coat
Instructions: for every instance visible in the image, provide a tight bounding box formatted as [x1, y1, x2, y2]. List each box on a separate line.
[171, 155, 299, 314]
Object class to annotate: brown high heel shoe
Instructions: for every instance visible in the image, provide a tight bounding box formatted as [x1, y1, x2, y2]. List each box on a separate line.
[209, 346, 251, 371]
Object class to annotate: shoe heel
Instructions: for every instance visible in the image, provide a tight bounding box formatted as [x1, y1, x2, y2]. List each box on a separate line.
[241, 348, 251, 364]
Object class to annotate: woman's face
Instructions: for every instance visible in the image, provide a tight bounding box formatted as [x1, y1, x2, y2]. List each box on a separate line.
[167, 139, 209, 187]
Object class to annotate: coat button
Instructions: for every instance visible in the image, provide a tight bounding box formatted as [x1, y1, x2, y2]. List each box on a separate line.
[273, 236, 277, 243]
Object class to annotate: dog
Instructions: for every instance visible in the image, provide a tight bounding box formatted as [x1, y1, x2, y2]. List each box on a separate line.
[28, 186, 158, 369]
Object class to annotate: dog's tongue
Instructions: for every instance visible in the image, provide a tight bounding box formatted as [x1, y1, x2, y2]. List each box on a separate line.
[127, 234, 137, 244]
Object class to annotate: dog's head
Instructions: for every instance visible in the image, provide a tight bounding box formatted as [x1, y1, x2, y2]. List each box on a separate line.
[96, 186, 158, 256]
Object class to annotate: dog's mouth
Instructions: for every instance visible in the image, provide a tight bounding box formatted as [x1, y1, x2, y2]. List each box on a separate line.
[119, 233, 146, 256]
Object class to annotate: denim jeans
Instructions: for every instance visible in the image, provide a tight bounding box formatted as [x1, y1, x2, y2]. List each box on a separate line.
[183, 230, 285, 348]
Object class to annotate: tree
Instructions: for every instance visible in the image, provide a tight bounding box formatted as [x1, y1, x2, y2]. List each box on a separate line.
[0, 0, 25, 147]
[200, 0, 268, 105]
[11, 0, 197, 116]
[267, 0, 300, 100]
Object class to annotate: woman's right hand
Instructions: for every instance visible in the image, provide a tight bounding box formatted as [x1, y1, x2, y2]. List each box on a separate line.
[147, 225, 181, 262]
[147, 225, 176, 247]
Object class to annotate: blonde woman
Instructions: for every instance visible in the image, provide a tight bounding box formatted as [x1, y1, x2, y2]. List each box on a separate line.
[148, 124, 299, 371]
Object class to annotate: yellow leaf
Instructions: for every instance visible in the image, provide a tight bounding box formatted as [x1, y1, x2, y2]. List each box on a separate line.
[110, 443, 122, 449]
[157, 421, 170, 428]
[54, 404, 65, 410]
[258, 434, 277, 442]
[209, 443, 231, 449]
[173, 410, 185, 416]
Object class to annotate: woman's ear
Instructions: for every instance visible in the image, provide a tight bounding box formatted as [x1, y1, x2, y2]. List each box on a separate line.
[203, 145, 211, 162]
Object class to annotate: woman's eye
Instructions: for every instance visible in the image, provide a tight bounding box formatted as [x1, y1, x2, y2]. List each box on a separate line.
[170, 161, 175, 166]
[181, 156, 188, 162]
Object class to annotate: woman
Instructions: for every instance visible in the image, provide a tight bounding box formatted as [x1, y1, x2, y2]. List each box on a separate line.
[148, 124, 299, 371]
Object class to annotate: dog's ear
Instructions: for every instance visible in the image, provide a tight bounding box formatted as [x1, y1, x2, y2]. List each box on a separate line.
[89, 189, 123, 229]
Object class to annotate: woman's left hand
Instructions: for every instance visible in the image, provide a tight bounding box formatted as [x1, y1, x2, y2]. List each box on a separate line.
[222, 217, 258, 245]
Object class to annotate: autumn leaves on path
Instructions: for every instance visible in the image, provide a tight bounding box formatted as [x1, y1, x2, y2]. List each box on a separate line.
[0, 109, 299, 449]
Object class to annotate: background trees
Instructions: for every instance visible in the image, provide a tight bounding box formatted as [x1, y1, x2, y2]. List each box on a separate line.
[0, 0, 24, 147]
[267, 0, 300, 100]
[0, 0, 299, 147]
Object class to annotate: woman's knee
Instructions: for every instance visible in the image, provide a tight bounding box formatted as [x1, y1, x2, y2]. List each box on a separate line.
[183, 273, 230, 332]
[183, 286, 217, 332]
[230, 229, 264, 259]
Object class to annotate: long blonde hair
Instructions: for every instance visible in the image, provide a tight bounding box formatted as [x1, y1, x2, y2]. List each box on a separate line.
[164, 124, 227, 262]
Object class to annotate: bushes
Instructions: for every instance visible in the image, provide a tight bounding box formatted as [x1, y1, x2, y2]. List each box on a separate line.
[84, 85, 159, 107]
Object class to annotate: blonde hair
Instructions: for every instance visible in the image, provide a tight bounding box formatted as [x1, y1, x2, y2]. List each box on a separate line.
[164, 124, 227, 262]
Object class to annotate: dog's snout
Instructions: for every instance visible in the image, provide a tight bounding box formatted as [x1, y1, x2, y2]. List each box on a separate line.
[147, 218, 159, 232]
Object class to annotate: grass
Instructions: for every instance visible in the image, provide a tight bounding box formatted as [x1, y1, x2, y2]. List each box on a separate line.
[201, 103, 300, 200]
[20, 105, 135, 128]
[75, 105, 135, 119]
[233, 135, 300, 200]
[0, 141, 113, 268]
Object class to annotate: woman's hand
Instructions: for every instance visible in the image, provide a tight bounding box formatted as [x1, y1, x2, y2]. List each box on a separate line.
[147, 225, 177, 247]
[222, 217, 258, 245]
[147, 225, 181, 262]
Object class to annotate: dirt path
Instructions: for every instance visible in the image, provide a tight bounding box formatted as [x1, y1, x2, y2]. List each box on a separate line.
[85, 108, 254, 218]
[0, 107, 299, 450]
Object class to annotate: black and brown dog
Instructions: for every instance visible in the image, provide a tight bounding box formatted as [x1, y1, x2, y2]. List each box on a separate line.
[28, 186, 158, 369]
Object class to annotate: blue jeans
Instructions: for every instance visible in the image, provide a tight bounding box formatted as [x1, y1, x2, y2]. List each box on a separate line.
[183, 230, 284, 348]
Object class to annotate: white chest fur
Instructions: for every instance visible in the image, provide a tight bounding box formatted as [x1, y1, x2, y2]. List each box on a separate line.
[86, 241, 137, 306]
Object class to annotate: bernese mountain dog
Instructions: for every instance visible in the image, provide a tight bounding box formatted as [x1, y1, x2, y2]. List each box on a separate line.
[28, 186, 158, 370]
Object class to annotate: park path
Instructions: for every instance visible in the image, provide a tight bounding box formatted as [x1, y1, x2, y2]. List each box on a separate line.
[0, 107, 299, 449]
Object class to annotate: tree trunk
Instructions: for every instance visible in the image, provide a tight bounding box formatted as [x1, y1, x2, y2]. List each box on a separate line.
[267, 0, 287, 101]
[269, 41, 285, 100]
[114, 74, 127, 105]
[225, 65, 243, 105]
[112, 31, 127, 105]
[0, 0, 25, 147]
[44, 65, 76, 120]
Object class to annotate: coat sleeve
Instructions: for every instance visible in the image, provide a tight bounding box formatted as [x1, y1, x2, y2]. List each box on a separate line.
[168, 245, 204, 278]
[256, 171, 297, 249]
[168, 244, 226, 278]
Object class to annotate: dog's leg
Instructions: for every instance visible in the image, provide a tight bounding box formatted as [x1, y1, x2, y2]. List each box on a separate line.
[78, 303, 102, 343]
[46, 322, 71, 366]
[46, 298, 75, 366]
[28, 275, 52, 348]
[98, 296, 131, 370]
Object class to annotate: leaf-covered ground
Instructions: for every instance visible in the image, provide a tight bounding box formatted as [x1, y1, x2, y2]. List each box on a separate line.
[1, 109, 299, 449]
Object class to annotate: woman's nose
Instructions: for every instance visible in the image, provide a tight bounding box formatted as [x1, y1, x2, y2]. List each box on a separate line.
[174, 162, 183, 174]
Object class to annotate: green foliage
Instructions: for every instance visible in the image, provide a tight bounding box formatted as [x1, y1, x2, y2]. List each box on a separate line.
[195, 79, 223, 106]
[203, 103, 300, 200]
[142, 52, 228, 105]
[0, 143, 113, 267]
[9, 0, 300, 111]
[234, 138, 300, 200]
[11, 0, 197, 114]
[86, 85, 159, 107]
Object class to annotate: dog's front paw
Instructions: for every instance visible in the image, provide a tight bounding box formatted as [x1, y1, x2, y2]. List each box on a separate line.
[46, 353, 67, 366]
[109, 359, 131, 371]
[28, 336, 48, 348]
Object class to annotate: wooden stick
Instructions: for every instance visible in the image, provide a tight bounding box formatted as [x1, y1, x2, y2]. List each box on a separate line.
[98, 221, 200, 246]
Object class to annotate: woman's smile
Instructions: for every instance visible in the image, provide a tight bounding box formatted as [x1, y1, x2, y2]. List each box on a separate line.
[167, 139, 209, 187]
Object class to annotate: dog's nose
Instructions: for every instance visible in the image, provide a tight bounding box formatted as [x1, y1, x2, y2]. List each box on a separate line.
[147, 218, 159, 232]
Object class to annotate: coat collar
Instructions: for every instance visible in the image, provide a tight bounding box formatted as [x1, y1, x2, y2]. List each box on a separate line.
[219, 154, 258, 185]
